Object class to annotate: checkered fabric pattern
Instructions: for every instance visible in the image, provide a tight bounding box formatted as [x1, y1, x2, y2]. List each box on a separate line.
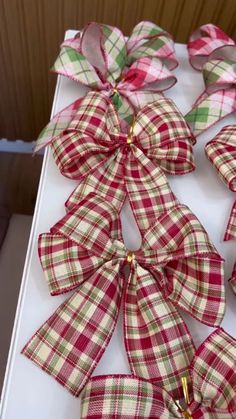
[205, 126, 236, 241]
[44, 91, 195, 234]
[187, 23, 235, 70]
[80, 328, 236, 418]
[205, 126, 236, 193]
[185, 59, 236, 136]
[22, 194, 225, 397]
[229, 262, 236, 296]
[35, 21, 177, 151]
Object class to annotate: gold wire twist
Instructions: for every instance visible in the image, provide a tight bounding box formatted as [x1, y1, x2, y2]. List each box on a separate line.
[175, 377, 192, 419]
[127, 251, 134, 263]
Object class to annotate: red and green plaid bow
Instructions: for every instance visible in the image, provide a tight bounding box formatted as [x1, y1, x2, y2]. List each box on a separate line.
[36, 21, 178, 150]
[205, 125, 236, 296]
[185, 24, 236, 136]
[37, 91, 195, 234]
[80, 328, 236, 418]
[22, 194, 224, 398]
[205, 126, 236, 241]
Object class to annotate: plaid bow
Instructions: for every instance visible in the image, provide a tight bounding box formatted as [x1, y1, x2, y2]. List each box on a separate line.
[22, 194, 224, 398]
[229, 262, 236, 296]
[185, 24, 236, 136]
[35, 21, 177, 151]
[38, 91, 195, 234]
[205, 126, 236, 241]
[80, 328, 236, 419]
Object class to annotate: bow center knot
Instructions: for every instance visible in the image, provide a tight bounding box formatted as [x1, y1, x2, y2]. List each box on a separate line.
[127, 251, 135, 263]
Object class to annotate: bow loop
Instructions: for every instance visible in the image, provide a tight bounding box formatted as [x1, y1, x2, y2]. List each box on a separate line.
[188, 23, 236, 70]
[126, 21, 177, 70]
[205, 125, 236, 192]
[185, 25, 236, 136]
[203, 60, 236, 94]
[132, 98, 195, 175]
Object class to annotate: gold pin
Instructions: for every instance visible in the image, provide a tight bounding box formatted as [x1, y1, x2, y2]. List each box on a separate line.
[127, 251, 134, 263]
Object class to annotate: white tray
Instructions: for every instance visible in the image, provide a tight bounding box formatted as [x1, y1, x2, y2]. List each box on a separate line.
[1, 31, 236, 419]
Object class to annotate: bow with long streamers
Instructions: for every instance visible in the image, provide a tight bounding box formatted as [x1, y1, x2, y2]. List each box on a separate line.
[185, 24, 236, 136]
[22, 194, 224, 398]
[36, 91, 196, 234]
[35, 21, 178, 150]
[80, 328, 236, 418]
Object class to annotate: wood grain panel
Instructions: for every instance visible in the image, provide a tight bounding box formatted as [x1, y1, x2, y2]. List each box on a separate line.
[0, 0, 235, 141]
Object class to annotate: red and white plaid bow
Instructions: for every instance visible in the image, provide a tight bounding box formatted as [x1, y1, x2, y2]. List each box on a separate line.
[185, 24, 236, 136]
[80, 328, 236, 418]
[37, 91, 195, 234]
[35, 21, 178, 150]
[22, 194, 224, 398]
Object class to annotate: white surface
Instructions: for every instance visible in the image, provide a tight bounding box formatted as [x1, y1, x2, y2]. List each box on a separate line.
[1, 32, 236, 418]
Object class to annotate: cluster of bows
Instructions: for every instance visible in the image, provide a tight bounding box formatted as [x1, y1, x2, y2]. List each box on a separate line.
[205, 125, 236, 294]
[22, 193, 225, 398]
[36, 21, 178, 150]
[36, 91, 195, 234]
[185, 24, 236, 136]
[80, 328, 236, 418]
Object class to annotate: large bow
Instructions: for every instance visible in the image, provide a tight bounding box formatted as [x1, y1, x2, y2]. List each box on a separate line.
[39, 91, 195, 234]
[185, 24, 236, 136]
[35, 21, 177, 150]
[80, 328, 236, 418]
[22, 194, 224, 398]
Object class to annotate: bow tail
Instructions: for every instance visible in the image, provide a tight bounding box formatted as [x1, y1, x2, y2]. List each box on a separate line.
[80, 375, 177, 419]
[224, 199, 236, 241]
[65, 152, 126, 212]
[123, 263, 195, 399]
[125, 148, 178, 235]
[35, 98, 84, 152]
[22, 263, 123, 397]
[185, 88, 236, 136]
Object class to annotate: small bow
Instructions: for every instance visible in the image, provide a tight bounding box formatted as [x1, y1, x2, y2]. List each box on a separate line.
[80, 328, 236, 418]
[22, 194, 224, 397]
[38, 91, 196, 234]
[185, 24, 236, 136]
[36, 21, 178, 150]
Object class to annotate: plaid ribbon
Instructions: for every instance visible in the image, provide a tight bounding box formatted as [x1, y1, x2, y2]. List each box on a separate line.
[22, 194, 225, 398]
[205, 125, 236, 240]
[35, 21, 177, 151]
[80, 328, 236, 418]
[185, 24, 236, 136]
[38, 91, 195, 234]
[229, 262, 236, 296]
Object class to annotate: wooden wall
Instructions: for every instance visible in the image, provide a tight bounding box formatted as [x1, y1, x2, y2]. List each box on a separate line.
[0, 0, 236, 142]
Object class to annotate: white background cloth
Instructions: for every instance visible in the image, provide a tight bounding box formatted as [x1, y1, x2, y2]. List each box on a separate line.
[1, 32, 236, 418]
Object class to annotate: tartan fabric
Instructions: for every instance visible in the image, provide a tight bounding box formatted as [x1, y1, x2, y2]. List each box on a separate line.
[185, 24, 236, 136]
[205, 126, 236, 193]
[224, 201, 236, 242]
[185, 60, 236, 136]
[205, 126, 236, 241]
[80, 328, 236, 418]
[45, 91, 195, 234]
[187, 23, 235, 70]
[22, 194, 225, 397]
[35, 21, 177, 151]
[229, 262, 236, 296]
